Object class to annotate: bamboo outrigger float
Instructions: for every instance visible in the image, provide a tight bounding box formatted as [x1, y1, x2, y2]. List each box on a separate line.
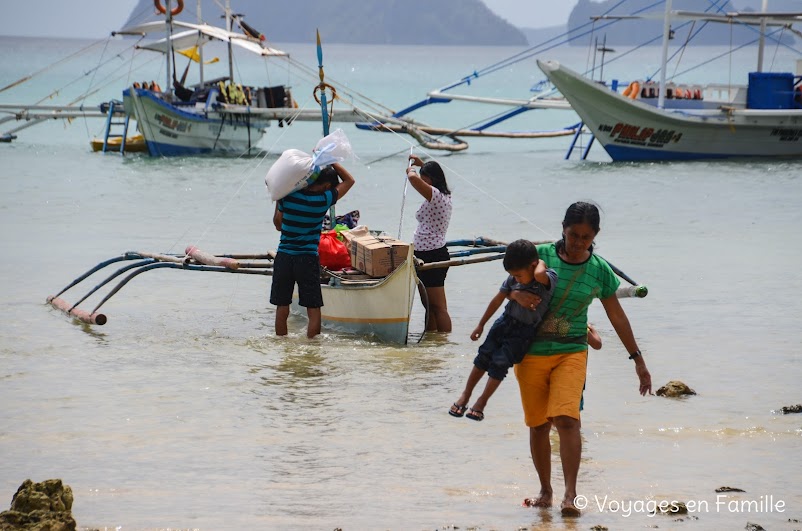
[46, 237, 647, 344]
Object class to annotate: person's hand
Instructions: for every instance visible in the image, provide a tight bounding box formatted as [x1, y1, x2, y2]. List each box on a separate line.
[408, 155, 424, 167]
[470, 325, 483, 341]
[511, 290, 541, 310]
[635, 360, 652, 396]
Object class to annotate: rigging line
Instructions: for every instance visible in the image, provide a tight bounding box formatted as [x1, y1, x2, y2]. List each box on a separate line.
[0, 39, 107, 94]
[284, 57, 397, 116]
[421, 149, 552, 241]
[397, 147, 413, 240]
[451, 0, 632, 84]
[348, 106, 552, 239]
[80, 37, 115, 137]
[437, 0, 635, 89]
[174, 93, 320, 255]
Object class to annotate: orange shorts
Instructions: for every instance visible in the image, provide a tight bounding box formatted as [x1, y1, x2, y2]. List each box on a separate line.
[514, 351, 588, 427]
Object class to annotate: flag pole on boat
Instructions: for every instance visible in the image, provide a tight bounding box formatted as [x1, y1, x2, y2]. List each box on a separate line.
[316, 29, 336, 225]
[316, 29, 330, 137]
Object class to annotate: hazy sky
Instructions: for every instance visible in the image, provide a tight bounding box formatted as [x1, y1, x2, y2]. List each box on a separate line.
[0, 1, 578, 39]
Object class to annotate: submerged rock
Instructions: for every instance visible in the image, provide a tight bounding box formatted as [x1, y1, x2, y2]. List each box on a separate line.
[716, 486, 746, 493]
[656, 380, 697, 398]
[745, 522, 766, 531]
[780, 404, 802, 414]
[0, 479, 76, 531]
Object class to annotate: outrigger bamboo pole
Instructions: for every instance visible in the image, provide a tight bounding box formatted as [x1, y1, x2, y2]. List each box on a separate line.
[185, 246, 239, 269]
[46, 296, 107, 325]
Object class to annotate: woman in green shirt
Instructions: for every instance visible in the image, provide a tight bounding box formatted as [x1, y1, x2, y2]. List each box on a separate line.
[510, 202, 653, 517]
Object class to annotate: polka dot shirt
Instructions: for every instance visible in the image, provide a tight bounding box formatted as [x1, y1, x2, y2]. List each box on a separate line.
[414, 187, 452, 251]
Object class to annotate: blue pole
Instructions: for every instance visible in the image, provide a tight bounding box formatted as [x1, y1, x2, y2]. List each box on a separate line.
[316, 30, 330, 137]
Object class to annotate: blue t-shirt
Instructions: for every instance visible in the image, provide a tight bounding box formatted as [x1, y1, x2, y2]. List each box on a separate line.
[499, 269, 558, 325]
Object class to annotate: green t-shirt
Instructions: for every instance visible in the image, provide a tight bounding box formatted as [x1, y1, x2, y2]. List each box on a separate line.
[528, 242, 620, 356]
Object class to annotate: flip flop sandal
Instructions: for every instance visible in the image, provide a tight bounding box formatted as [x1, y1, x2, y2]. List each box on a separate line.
[448, 403, 468, 417]
[466, 408, 484, 421]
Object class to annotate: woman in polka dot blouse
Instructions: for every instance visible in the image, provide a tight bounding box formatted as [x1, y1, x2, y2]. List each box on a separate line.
[406, 155, 453, 332]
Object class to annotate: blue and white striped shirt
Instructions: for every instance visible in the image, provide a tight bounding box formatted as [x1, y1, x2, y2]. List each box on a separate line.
[277, 188, 339, 255]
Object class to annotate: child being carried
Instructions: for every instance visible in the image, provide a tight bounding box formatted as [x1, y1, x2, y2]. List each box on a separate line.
[449, 239, 557, 421]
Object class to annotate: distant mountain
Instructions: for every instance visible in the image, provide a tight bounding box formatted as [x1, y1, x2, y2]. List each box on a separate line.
[519, 25, 569, 47]
[124, 0, 528, 45]
[566, 0, 796, 45]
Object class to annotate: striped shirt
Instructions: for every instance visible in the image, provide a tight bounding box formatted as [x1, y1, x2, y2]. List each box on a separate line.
[277, 188, 339, 255]
[528, 242, 620, 356]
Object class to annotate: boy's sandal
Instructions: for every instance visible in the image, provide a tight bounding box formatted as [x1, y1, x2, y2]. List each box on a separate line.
[466, 408, 484, 421]
[448, 403, 468, 417]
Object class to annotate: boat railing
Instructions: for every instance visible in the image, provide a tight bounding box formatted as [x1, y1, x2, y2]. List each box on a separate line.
[704, 83, 748, 105]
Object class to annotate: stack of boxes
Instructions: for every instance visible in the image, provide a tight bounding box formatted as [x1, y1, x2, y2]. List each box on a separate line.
[341, 230, 411, 277]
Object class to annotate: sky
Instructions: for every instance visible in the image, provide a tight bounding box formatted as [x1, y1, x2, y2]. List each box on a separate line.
[0, 1, 578, 39]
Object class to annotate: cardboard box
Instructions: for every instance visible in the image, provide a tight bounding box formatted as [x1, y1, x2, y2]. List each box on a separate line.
[349, 235, 410, 277]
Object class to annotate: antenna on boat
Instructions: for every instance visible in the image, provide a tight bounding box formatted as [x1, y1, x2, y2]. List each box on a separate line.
[595, 35, 615, 83]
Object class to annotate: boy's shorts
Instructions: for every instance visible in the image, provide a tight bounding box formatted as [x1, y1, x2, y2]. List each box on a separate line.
[474, 314, 536, 381]
[269, 252, 324, 308]
[514, 351, 587, 427]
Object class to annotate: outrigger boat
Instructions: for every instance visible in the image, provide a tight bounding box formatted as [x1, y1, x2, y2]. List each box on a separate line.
[538, 1, 802, 161]
[45, 32, 648, 342]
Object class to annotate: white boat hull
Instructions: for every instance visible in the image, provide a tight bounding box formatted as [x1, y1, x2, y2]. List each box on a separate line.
[290, 248, 419, 344]
[537, 60, 802, 161]
[124, 88, 272, 156]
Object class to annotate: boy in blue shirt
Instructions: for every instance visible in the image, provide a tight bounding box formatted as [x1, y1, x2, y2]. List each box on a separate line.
[270, 163, 355, 338]
[449, 239, 557, 421]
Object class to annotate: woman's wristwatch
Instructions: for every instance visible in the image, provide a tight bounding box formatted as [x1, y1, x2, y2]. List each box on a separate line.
[629, 350, 642, 360]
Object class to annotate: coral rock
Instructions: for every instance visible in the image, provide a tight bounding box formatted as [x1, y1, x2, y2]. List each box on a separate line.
[0, 479, 76, 531]
[656, 380, 697, 397]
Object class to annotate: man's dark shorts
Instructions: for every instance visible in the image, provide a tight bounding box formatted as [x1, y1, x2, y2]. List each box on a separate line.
[474, 313, 537, 381]
[269, 252, 324, 308]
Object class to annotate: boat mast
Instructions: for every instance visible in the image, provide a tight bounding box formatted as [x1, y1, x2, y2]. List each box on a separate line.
[658, 0, 673, 109]
[757, 0, 769, 72]
[166, 0, 174, 98]
[225, 0, 234, 83]
[198, 0, 205, 85]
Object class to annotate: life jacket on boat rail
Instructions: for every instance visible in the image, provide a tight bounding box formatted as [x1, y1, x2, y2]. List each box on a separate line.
[622, 81, 640, 99]
[154, 0, 184, 16]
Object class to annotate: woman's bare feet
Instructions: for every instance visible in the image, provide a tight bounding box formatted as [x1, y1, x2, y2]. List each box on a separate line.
[523, 490, 553, 508]
[560, 497, 581, 517]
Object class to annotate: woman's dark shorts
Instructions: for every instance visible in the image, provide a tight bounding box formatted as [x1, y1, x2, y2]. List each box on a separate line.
[269, 252, 324, 308]
[474, 314, 537, 381]
[414, 246, 450, 288]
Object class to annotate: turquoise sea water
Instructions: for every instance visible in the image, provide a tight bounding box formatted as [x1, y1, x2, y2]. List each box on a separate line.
[1, 34, 802, 530]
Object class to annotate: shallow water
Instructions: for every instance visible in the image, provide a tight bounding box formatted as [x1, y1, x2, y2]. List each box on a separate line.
[1, 35, 802, 530]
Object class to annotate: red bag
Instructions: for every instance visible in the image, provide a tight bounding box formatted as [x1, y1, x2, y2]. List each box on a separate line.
[318, 230, 352, 270]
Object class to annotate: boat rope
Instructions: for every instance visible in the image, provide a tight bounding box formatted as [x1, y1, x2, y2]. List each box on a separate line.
[0, 39, 107, 94]
[170, 93, 321, 256]
[397, 147, 413, 240]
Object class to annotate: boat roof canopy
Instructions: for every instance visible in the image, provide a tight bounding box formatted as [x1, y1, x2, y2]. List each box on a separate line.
[592, 10, 802, 27]
[115, 20, 287, 57]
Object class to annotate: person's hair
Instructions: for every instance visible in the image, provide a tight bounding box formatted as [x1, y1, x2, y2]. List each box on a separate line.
[558, 201, 601, 253]
[420, 161, 450, 195]
[313, 166, 339, 189]
[503, 239, 539, 271]
[562, 201, 601, 232]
